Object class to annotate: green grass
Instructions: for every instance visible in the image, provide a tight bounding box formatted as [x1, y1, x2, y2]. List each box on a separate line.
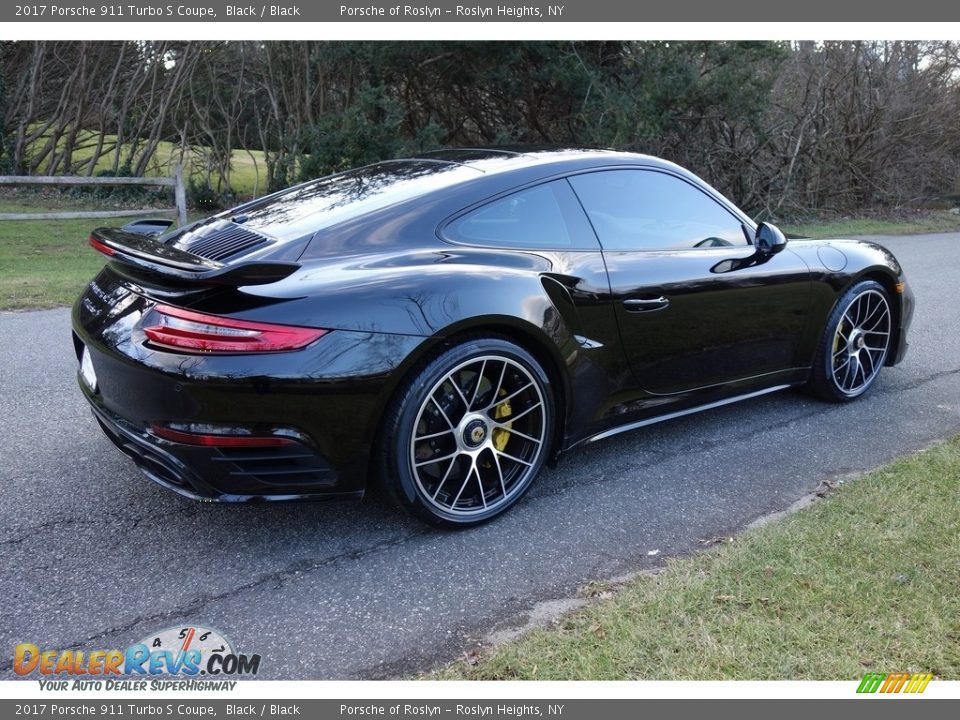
[0, 190, 213, 310]
[0, 214, 114, 310]
[784, 211, 960, 239]
[438, 437, 960, 680]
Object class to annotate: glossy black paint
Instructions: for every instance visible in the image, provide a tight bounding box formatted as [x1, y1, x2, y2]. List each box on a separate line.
[72, 148, 914, 502]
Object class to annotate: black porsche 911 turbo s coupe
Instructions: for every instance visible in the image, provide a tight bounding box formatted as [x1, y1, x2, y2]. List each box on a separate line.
[73, 148, 914, 526]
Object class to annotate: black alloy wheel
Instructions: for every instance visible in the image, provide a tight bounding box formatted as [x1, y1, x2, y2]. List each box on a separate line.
[379, 337, 553, 526]
[808, 279, 893, 402]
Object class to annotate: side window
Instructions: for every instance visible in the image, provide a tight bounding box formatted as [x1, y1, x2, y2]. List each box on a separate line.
[445, 180, 597, 249]
[568, 170, 748, 251]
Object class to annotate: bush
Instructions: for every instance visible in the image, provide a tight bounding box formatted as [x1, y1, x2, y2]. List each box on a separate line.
[187, 178, 228, 211]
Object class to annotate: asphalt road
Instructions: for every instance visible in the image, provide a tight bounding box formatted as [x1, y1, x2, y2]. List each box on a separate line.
[2, 233, 959, 680]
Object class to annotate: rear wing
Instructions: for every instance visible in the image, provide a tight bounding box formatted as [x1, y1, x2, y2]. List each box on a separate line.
[89, 227, 299, 286]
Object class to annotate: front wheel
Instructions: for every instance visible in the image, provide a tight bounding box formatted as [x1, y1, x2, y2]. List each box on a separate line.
[807, 280, 893, 402]
[378, 338, 554, 527]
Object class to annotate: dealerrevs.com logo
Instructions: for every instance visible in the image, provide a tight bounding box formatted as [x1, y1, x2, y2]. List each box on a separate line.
[14, 626, 260, 691]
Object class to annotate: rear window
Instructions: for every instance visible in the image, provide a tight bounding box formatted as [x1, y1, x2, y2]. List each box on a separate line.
[231, 160, 480, 241]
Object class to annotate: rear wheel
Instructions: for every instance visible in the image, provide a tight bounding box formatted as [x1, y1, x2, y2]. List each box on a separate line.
[807, 280, 893, 402]
[379, 337, 553, 527]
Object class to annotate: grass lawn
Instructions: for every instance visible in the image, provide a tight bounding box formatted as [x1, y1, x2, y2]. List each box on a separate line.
[784, 211, 960, 239]
[1, 214, 115, 310]
[438, 436, 960, 680]
[0, 191, 213, 310]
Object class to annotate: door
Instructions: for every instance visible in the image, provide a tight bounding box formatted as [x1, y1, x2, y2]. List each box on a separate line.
[568, 169, 811, 395]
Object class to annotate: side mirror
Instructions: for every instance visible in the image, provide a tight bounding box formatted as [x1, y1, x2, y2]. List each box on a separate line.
[755, 222, 787, 255]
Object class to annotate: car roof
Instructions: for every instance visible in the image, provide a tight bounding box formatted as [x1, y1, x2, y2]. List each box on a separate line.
[220, 148, 693, 245]
[409, 147, 674, 176]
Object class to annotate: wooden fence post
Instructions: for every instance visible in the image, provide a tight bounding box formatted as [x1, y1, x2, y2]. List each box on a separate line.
[174, 164, 188, 227]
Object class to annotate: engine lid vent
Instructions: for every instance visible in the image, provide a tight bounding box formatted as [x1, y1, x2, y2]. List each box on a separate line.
[173, 221, 270, 261]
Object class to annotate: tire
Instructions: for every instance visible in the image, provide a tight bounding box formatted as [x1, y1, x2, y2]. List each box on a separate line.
[807, 280, 893, 402]
[377, 337, 554, 527]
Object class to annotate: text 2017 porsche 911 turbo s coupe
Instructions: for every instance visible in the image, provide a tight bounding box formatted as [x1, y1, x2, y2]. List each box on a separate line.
[72, 148, 914, 526]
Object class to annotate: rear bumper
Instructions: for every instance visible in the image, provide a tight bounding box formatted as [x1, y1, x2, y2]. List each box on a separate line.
[71, 271, 431, 502]
[83, 385, 361, 503]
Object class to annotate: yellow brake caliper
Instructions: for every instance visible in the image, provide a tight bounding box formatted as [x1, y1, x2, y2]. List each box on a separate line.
[491, 388, 512, 451]
[833, 319, 845, 365]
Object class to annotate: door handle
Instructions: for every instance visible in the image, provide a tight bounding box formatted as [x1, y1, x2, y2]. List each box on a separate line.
[623, 296, 670, 312]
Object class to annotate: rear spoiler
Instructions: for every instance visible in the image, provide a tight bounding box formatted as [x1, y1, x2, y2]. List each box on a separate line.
[89, 227, 299, 286]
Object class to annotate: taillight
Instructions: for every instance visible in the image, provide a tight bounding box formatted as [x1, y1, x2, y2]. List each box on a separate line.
[141, 304, 327, 353]
[89, 235, 116, 256]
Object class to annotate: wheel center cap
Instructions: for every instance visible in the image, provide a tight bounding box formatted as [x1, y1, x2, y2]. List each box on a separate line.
[463, 419, 487, 448]
[848, 330, 866, 353]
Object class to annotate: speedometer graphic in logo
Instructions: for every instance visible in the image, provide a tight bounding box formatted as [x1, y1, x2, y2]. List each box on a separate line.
[137, 626, 233, 673]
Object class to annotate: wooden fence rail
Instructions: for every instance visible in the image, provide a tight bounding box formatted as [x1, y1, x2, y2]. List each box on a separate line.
[0, 165, 187, 226]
